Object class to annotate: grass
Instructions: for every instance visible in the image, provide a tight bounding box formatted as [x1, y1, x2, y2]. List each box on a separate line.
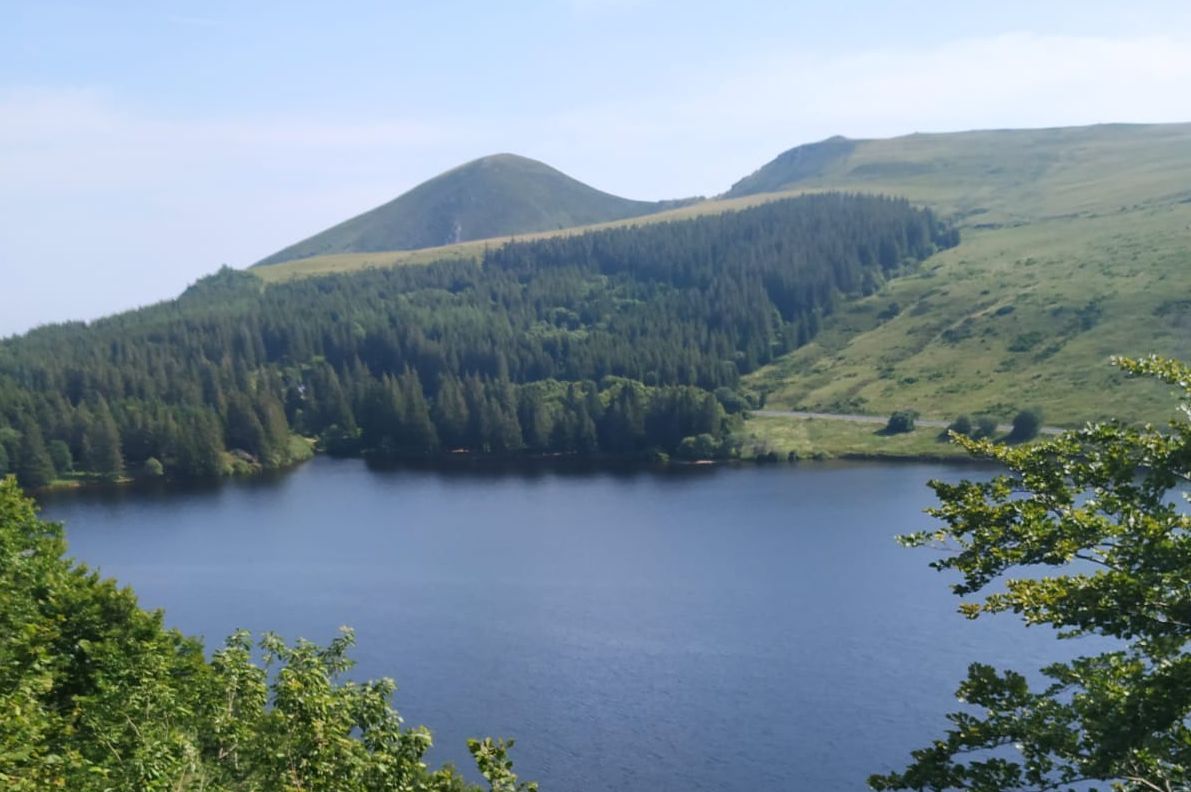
[731, 123, 1191, 222]
[745, 203, 1191, 426]
[741, 415, 972, 461]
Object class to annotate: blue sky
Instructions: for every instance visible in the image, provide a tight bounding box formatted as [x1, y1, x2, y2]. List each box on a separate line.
[4, 0, 1191, 335]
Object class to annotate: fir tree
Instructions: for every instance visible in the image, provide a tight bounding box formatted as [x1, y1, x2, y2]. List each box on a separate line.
[86, 399, 124, 477]
[16, 423, 55, 490]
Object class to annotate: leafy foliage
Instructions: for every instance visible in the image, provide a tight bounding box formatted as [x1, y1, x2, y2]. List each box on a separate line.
[870, 356, 1191, 792]
[0, 476, 530, 790]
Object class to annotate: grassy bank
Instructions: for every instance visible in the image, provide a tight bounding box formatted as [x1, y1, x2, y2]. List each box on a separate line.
[742, 414, 989, 461]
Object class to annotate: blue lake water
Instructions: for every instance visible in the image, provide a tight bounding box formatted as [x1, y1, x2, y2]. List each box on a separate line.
[41, 457, 1094, 791]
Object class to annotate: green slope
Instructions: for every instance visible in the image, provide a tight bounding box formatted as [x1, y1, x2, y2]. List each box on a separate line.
[254, 153, 695, 267]
[740, 123, 1191, 426]
[726, 123, 1191, 219]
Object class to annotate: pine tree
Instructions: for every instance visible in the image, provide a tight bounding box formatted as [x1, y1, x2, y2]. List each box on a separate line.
[225, 394, 267, 460]
[396, 369, 438, 455]
[432, 375, 469, 449]
[16, 423, 55, 489]
[255, 391, 291, 464]
[317, 365, 357, 434]
[696, 392, 725, 437]
[86, 399, 124, 478]
[174, 410, 226, 477]
[521, 392, 554, 452]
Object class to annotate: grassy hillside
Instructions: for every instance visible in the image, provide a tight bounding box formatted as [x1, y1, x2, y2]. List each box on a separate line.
[254, 153, 696, 267]
[726, 123, 1191, 220]
[741, 123, 1191, 427]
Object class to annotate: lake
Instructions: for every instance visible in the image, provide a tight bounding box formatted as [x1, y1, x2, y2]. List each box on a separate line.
[41, 457, 1089, 791]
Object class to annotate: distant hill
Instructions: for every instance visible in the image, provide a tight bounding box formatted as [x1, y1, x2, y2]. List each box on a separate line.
[739, 122, 1191, 426]
[725, 123, 1191, 221]
[725, 135, 857, 197]
[254, 153, 696, 267]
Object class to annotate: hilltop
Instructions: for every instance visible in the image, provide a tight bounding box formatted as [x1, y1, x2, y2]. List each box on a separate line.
[254, 153, 696, 267]
[725, 123, 1191, 221]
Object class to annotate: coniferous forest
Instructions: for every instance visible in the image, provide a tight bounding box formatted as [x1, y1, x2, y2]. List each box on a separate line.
[0, 194, 956, 487]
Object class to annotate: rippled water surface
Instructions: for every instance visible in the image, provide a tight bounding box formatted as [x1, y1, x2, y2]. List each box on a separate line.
[43, 458, 1086, 791]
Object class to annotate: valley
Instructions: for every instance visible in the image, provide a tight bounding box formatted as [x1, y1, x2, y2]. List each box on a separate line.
[8, 7, 1191, 792]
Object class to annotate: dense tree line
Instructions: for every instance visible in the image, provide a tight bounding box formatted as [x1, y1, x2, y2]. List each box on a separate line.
[0, 194, 955, 485]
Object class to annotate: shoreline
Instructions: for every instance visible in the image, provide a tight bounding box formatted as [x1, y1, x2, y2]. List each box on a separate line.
[31, 442, 999, 500]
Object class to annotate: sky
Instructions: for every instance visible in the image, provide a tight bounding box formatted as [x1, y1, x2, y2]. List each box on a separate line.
[3, 0, 1191, 336]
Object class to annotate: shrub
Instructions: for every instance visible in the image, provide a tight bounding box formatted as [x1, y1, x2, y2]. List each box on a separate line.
[947, 415, 973, 436]
[677, 433, 719, 460]
[973, 415, 999, 439]
[884, 410, 918, 434]
[1008, 408, 1043, 442]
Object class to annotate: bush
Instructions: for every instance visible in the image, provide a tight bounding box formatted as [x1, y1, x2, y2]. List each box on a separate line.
[142, 457, 165, 477]
[1008, 408, 1043, 442]
[713, 387, 750, 414]
[677, 433, 719, 460]
[884, 410, 918, 434]
[973, 414, 999, 439]
[947, 414, 973, 436]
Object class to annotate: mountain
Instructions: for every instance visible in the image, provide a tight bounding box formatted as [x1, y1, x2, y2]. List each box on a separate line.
[725, 123, 1191, 220]
[725, 135, 857, 197]
[254, 153, 694, 267]
[740, 122, 1191, 427]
